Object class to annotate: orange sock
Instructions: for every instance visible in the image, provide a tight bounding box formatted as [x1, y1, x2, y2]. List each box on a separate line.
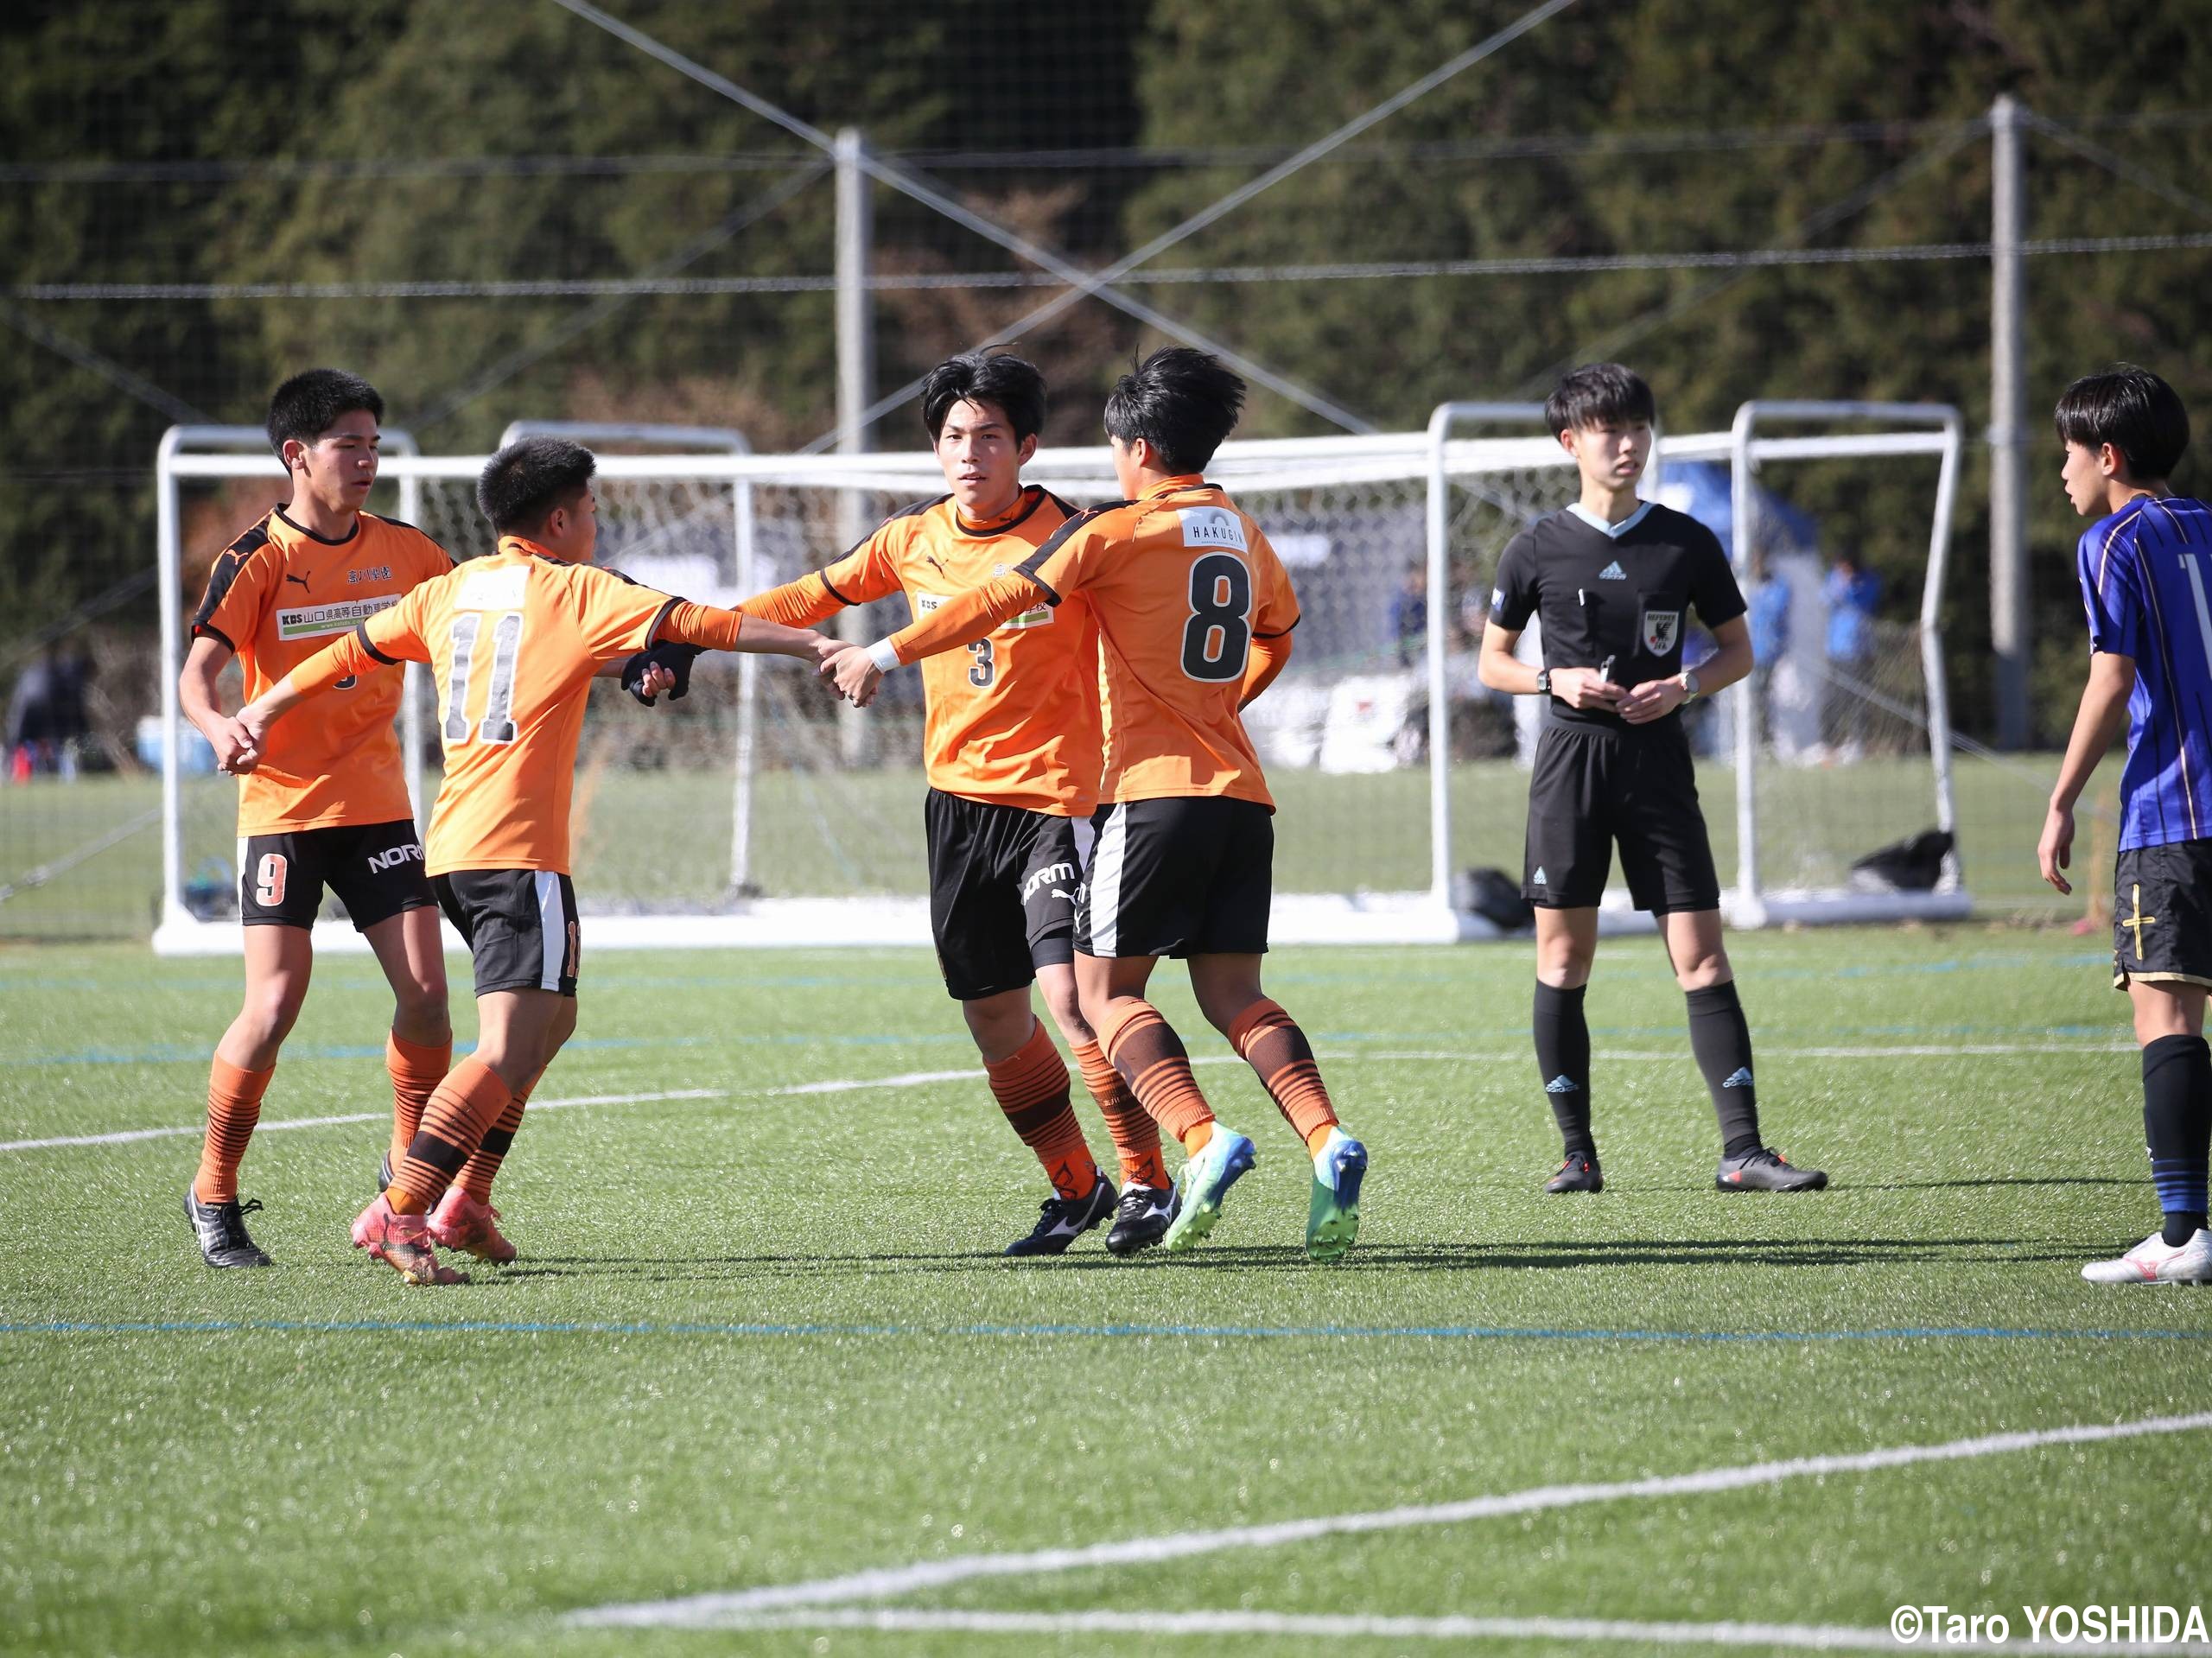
[385, 1031, 451, 1166]
[194, 1057, 273, 1204]
[387, 1056, 512, 1214]
[1227, 997, 1341, 1149]
[1096, 1001, 1216, 1147]
[1180, 1121, 1215, 1158]
[455, 1064, 543, 1204]
[987, 1024, 1099, 1200]
[1071, 1039, 1170, 1189]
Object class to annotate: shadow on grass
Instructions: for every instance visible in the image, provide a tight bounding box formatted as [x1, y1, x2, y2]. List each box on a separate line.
[478, 1232, 2084, 1281]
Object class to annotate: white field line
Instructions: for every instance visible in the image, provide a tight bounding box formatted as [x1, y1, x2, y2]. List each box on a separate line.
[673, 1606, 2212, 1655]
[0, 1042, 2132, 1154]
[568, 1411, 2212, 1627]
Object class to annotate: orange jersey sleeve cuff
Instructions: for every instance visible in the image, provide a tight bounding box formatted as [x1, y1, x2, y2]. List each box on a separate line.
[740, 575, 844, 631]
[885, 571, 1050, 666]
[658, 600, 745, 651]
[1240, 629, 1294, 708]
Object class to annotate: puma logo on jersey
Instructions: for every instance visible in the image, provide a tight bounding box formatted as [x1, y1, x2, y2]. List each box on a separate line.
[284, 573, 312, 590]
[1178, 505, 1248, 552]
[1598, 561, 1627, 580]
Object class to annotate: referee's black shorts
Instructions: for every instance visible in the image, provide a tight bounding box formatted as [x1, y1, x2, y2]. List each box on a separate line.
[1523, 720, 1720, 915]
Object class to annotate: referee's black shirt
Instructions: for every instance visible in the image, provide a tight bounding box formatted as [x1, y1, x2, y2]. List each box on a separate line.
[1488, 502, 1746, 732]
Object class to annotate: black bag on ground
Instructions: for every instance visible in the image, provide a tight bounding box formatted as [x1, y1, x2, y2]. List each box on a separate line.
[1455, 866, 1535, 931]
[1848, 829, 1953, 893]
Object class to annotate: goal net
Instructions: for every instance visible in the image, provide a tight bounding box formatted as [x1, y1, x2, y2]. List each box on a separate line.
[146, 408, 1967, 954]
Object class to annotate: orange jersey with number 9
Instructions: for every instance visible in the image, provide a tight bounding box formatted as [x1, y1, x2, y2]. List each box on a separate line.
[189, 508, 453, 835]
[350, 538, 676, 874]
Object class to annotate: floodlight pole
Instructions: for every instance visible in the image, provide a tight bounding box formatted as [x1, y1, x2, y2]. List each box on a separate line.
[835, 126, 876, 766]
[1989, 94, 2031, 750]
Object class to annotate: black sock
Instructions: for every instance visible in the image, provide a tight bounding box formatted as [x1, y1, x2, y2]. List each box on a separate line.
[1686, 981, 1762, 1159]
[1533, 981, 1593, 1157]
[2143, 1034, 2211, 1247]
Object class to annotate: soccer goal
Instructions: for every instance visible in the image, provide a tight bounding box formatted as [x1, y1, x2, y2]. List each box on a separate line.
[149, 407, 1965, 955]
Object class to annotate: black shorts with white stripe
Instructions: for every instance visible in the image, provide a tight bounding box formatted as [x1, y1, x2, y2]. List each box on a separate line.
[1077, 796, 1274, 960]
[433, 868, 581, 998]
[925, 790, 1095, 1001]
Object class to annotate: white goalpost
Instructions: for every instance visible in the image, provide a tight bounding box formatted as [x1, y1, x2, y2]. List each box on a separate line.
[150, 404, 1967, 956]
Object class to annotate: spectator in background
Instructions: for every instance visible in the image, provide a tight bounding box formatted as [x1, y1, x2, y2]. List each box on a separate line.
[1388, 559, 1427, 666]
[1821, 551, 1881, 758]
[6, 645, 92, 779]
[1746, 557, 1791, 746]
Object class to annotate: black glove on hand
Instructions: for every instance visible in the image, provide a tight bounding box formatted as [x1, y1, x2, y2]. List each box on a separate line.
[620, 641, 705, 706]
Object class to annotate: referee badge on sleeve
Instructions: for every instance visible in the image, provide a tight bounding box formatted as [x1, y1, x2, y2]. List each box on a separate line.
[1640, 607, 1680, 655]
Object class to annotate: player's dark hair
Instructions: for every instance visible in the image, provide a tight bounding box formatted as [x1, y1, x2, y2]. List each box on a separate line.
[1103, 347, 1245, 474]
[1545, 363, 1656, 436]
[265, 368, 383, 457]
[2054, 365, 2190, 482]
[476, 436, 597, 535]
[921, 350, 1046, 442]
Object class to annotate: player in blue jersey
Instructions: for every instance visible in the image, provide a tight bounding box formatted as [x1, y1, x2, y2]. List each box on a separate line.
[2039, 365, 2212, 1285]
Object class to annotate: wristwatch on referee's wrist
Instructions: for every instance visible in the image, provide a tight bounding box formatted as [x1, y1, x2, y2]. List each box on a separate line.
[1677, 669, 1700, 702]
[1535, 668, 1552, 697]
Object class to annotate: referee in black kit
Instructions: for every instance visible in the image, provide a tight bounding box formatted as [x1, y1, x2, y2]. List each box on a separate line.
[1477, 364, 1828, 1196]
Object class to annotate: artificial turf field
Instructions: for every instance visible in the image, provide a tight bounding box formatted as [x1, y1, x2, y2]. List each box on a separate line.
[3, 926, 2209, 1658]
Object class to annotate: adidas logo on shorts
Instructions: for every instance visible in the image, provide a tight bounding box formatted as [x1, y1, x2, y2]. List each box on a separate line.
[1532, 867, 1548, 886]
[1599, 560, 1628, 580]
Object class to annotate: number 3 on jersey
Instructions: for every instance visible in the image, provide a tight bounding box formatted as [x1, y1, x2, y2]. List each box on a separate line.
[442, 611, 525, 745]
[1181, 551, 1252, 681]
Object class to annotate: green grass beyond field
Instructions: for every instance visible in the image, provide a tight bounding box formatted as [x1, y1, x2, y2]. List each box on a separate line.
[3, 928, 2208, 1658]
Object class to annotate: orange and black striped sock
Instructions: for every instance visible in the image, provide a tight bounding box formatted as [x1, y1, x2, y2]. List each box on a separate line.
[1227, 997, 1340, 1154]
[194, 1057, 273, 1205]
[454, 1064, 543, 1204]
[1071, 1039, 1170, 1189]
[385, 1031, 451, 1166]
[987, 1024, 1099, 1201]
[1096, 1001, 1217, 1154]
[386, 1056, 512, 1215]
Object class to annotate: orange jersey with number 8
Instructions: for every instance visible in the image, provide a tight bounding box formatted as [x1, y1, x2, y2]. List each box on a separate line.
[888, 476, 1299, 808]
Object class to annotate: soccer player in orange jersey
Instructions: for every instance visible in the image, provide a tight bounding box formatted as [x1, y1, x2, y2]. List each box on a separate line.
[233, 437, 834, 1284]
[705, 351, 1172, 1255]
[829, 348, 1368, 1261]
[177, 370, 457, 1269]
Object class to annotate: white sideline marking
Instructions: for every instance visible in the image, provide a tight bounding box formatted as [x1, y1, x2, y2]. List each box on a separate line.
[669, 1607, 2212, 1654]
[0, 1041, 2132, 1154]
[568, 1411, 2212, 1627]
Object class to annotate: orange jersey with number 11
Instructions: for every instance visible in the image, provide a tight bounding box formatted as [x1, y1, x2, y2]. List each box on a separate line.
[336, 539, 678, 875]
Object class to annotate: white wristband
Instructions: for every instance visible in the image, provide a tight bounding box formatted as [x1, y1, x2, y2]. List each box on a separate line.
[866, 638, 901, 674]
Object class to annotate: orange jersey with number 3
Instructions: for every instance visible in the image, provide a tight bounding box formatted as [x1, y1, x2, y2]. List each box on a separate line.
[747, 486, 1102, 815]
[189, 508, 453, 835]
[343, 539, 677, 875]
[891, 476, 1298, 808]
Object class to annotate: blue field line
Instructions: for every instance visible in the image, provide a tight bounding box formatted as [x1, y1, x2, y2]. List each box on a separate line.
[4, 1318, 2207, 1344]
